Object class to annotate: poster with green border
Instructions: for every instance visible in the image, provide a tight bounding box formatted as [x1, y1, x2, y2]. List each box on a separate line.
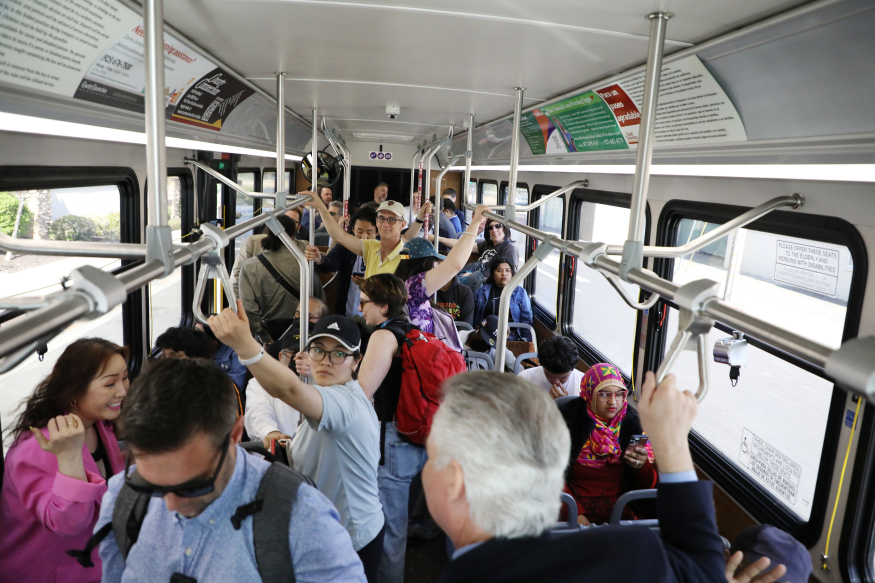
[519, 90, 628, 155]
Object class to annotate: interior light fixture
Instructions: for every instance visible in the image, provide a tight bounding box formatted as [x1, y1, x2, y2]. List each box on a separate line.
[351, 132, 415, 141]
[0, 112, 302, 160]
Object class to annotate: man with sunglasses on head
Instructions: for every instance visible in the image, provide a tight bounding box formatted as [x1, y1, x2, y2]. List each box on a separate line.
[302, 191, 431, 278]
[93, 358, 366, 582]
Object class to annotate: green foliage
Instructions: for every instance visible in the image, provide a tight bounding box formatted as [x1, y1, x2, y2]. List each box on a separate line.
[0, 191, 33, 237]
[49, 212, 121, 242]
[50, 215, 97, 241]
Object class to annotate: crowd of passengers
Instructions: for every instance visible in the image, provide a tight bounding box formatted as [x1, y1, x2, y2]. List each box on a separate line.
[0, 182, 814, 583]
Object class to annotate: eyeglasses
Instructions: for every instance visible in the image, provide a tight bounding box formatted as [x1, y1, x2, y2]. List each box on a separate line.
[294, 312, 320, 322]
[596, 389, 628, 401]
[485, 224, 503, 232]
[359, 299, 373, 308]
[124, 433, 230, 498]
[376, 216, 402, 225]
[308, 346, 354, 364]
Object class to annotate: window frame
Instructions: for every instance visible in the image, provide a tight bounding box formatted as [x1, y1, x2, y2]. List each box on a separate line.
[237, 167, 264, 238]
[477, 179, 499, 206]
[0, 166, 144, 372]
[559, 189, 651, 386]
[648, 199, 868, 543]
[528, 184, 563, 329]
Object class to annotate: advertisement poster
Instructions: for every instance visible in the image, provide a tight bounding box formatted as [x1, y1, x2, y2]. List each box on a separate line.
[0, 0, 256, 132]
[170, 68, 255, 131]
[74, 23, 216, 116]
[519, 55, 747, 155]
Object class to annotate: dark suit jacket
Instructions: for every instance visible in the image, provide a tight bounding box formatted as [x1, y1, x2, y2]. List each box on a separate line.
[438, 481, 725, 583]
[316, 243, 359, 315]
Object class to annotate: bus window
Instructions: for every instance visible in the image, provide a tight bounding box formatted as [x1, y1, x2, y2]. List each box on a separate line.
[501, 184, 529, 269]
[0, 184, 127, 452]
[262, 170, 292, 207]
[663, 221, 855, 522]
[234, 171, 259, 254]
[149, 176, 185, 347]
[465, 180, 476, 224]
[571, 202, 640, 375]
[533, 195, 563, 318]
[480, 182, 498, 207]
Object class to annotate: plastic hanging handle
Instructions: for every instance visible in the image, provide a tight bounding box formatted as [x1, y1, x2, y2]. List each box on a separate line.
[193, 255, 237, 325]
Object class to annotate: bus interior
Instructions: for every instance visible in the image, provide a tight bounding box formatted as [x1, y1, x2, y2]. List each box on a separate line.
[0, 0, 874, 581]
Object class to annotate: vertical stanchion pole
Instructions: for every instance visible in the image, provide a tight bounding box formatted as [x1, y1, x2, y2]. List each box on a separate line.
[143, 0, 174, 277]
[433, 125, 453, 253]
[620, 12, 671, 281]
[411, 144, 422, 225]
[506, 89, 524, 219]
[464, 113, 474, 213]
[275, 72, 286, 208]
[307, 108, 317, 325]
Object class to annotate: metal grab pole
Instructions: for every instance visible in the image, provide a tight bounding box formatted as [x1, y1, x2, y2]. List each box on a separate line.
[185, 158, 275, 200]
[620, 12, 671, 281]
[605, 194, 803, 258]
[463, 114, 474, 211]
[494, 240, 556, 371]
[143, 0, 174, 276]
[411, 144, 422, 212]
[0, 232, 147, 259]
[310, 108, 317, 284]
[433, 154, 463, 253]
[506, 88, 525, 218]
[276, 72, 287, 208]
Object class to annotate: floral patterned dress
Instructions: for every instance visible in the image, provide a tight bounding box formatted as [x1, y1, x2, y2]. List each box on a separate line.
[405, 272, 433, 334]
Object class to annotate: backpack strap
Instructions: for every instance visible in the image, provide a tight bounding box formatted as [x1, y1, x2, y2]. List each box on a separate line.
[257, 254, 301, 299]
[249, 462, 314, 583]
[66, 482, 150, 568]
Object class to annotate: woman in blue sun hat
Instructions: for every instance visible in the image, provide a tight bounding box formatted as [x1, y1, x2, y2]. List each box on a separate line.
[393, 205, 489, 333]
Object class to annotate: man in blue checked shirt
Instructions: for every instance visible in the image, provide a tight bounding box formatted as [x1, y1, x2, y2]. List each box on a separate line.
[95, 358, 365, 583]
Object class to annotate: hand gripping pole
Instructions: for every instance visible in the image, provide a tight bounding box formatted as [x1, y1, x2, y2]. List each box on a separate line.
[193, 223, 237, 325]
[655, 279, 720, 401]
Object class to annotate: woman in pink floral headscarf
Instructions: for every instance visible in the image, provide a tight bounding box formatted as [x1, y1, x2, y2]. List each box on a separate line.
[555, 363, 657, 525]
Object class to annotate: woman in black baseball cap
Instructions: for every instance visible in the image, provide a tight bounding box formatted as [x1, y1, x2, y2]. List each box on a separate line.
[209, 306, 385, 581]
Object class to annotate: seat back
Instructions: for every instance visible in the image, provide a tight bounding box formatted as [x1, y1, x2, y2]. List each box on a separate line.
[553, 395, 577, 407]
[610, 489, 659, 532]
[454, 321, 474, 331]
[462, 350, 494, 371]
[508, 322, 536, 341]
[513, 351, 539, 374]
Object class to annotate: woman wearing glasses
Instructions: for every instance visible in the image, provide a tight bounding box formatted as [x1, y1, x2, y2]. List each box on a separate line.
[432, 217, 520, 290]
[557, 364, 657, 525]
[210, 308, 385, 582]
[0, 338, 129, 582]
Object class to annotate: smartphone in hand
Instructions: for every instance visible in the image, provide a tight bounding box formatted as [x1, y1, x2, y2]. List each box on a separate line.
[627, 434, 649, 451]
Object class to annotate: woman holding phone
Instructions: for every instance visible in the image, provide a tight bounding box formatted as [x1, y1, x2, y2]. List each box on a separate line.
[556, 363, 657, 525]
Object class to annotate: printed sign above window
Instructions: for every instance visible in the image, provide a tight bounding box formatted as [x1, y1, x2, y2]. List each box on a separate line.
[519, 55, 747, 155]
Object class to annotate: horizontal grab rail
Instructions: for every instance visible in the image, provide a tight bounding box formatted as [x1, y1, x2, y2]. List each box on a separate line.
[0, 232, 147, 260]
[603, 194, 804, 258]
[464, 180, 588, 214]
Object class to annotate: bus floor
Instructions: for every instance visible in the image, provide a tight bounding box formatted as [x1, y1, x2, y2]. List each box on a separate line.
[405, 531, 449, 583]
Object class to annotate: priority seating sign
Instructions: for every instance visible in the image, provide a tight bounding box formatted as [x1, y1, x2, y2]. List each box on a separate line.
[369, 151, 392, 161]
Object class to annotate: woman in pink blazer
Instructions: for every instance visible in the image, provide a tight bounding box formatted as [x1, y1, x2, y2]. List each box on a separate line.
[0, 338, 129, 583]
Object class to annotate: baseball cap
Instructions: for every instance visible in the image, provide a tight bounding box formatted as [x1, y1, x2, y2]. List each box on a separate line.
[307, 315, 361, 352]
[731, 525, 812, 583]
[376, 200, 406, 219]
[400, 237, 446, 260]
[479, 315, 500, 347]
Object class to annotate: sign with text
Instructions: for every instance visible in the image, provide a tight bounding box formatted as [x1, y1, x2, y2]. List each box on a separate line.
[518, 55, 747, 155]
[738, 428, 801, 505]
[369, 151, 393, 161]
[774, 240, 839, 296]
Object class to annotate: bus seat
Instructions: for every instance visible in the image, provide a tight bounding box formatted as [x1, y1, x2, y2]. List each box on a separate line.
[508, 322, 536, 342]
[455, 321, 474, 332]
[610, 489, 659, 533]
[553, 396, 577, 407]
[513, 351, 539, 374]
[462, 350, 494, 371]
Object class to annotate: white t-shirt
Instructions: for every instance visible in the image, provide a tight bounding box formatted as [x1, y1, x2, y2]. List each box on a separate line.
[244, 379, 301, 442]
[518, 366, 584, 397]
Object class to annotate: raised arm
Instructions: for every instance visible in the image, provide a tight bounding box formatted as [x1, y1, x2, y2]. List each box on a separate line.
[423, 205, 488, 296]
[426, 233, 469, 249]
[210, 300, 325, 422]
[301, 191, 364, 256]
[356, 329, 398, 400]
[401, 201, 432, 242]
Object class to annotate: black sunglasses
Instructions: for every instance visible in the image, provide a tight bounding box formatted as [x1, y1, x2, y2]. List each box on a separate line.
[124, 433, 231, 498]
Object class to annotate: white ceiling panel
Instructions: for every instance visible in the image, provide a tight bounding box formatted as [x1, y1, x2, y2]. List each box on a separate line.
[162, 0, 811, 137]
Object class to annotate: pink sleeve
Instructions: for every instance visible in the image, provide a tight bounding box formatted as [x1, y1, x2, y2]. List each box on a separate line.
[8, 437, 107, 537]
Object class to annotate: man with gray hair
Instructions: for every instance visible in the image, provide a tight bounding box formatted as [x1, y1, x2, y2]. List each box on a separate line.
[424, 371, 726, 583]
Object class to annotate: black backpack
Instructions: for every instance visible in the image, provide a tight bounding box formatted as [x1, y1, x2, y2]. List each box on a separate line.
[68, 459, 314, 583]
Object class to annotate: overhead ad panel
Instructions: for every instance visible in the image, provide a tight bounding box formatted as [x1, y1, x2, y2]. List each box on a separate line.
[519, 55, 748, 155]
[0, 0, 255, 132]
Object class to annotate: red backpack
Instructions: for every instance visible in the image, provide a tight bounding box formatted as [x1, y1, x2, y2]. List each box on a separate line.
[389, 325, 467, 444]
